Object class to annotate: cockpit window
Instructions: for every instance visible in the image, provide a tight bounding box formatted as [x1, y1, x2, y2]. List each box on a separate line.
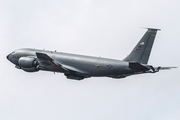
[12, 51, 15, 54]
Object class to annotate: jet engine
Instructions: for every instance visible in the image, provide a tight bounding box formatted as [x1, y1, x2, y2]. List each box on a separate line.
[19, 57, 38, 68]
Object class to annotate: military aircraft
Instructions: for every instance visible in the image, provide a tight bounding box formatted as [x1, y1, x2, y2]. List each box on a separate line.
[7, 28, 176, 80]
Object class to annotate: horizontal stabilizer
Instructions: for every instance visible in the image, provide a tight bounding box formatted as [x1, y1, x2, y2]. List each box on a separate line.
[155, 67, 177, 70]
[140, 27, 161, 31]
[129, 62, 149, 71]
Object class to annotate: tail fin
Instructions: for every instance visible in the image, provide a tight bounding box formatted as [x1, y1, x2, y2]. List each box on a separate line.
[123, 28, 160, 64]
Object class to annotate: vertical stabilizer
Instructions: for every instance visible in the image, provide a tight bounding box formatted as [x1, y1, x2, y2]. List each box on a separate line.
[123, 28, 160, 64]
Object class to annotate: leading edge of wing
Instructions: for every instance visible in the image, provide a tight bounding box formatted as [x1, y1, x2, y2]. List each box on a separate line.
[35, 52, 89, 74]
[36, 52, 53, 61]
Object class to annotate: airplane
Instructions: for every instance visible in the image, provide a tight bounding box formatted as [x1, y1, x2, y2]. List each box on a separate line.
[6, 28, 176, 80]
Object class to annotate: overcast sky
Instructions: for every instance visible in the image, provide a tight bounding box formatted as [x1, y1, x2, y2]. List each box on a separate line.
[1, 0, 180, 120]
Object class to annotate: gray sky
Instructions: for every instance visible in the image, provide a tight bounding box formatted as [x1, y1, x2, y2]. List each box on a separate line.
[1, 0, 180, 120]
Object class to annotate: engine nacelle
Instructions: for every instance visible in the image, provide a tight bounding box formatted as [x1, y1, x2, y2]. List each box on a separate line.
[19, 57, 38, 68]
[22, 67, 39, 72]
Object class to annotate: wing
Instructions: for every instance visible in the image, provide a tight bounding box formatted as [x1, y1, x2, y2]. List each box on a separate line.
[36, 52, 53, 61]
[36, 52, 60, 69]
[36, 52, 89, 80]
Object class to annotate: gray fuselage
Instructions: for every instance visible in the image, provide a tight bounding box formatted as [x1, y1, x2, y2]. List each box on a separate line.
[7, 48, 135, 78]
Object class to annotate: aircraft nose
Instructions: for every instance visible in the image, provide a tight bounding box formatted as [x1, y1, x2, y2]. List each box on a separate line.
[6, 54, 10, 60]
